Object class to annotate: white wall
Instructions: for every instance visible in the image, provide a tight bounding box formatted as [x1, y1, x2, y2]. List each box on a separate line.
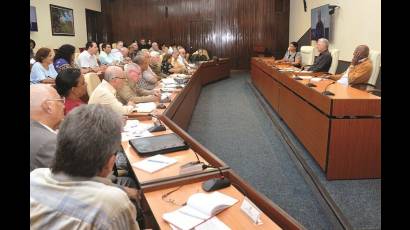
[30, 0, 101, 53]
[289, 0, 381, 62]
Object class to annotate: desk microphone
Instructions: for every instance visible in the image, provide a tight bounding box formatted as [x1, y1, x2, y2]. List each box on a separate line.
[147, 114, 166, 132]
[322, 81, 336, 96]
[201, 164, 231, 192]
[306, 78, 317, 87]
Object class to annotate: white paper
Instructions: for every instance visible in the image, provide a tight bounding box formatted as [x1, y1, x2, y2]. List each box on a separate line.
[132, 154, 177, 173]
[133, 102, 156, 113]
[195, 216, 231, 230]
[121, 121, 154, 141]
[310, 77, 323, 82]
[188, 192, 238, 217]
[162, 78, 177, 84]
[298, 76, 313, 80]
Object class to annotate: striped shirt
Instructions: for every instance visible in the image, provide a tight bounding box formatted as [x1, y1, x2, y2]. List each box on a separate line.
[30, 168, 140, 230]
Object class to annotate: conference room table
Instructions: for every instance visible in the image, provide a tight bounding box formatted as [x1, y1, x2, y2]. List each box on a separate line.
[122, 59, 305, 229]
[251, 57, 381, 180]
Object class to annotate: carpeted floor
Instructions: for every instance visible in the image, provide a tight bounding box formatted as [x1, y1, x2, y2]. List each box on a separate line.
[187, 71, 381, 230]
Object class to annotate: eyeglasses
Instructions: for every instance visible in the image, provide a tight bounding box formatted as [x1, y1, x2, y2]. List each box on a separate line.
[114, 77, 126, 80]
[46, 97, 65, 104]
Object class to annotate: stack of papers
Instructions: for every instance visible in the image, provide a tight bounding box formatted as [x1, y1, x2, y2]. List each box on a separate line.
[122, 120, 153, 141]
[133, 102, 157, 113]
[162, 78, 177, 85]
[310, 77, 323, 82]
[299, 76, 313, 80]
[132, 154, 177, 173]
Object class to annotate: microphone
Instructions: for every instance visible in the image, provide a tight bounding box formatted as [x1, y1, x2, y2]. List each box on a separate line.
[322, 81, 336, 96]
[306, 77, 317, 87]
[147, 114, 166, 132]
[201, 164, 231, 192]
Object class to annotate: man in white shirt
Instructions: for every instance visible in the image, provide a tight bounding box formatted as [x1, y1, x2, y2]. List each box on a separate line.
[111, 41, 124, 62]
[30, 84, 65, 171]
[99, 43, 116, 65]
[78, 41, 106, 74]
[178, 47, 190, 67]
[88, 66, 135, 115]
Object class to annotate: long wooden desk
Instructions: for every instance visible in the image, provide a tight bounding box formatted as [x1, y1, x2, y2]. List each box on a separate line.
[122, 59, 305, 229]
[141, 170, 303, 230]
[251, 57, 381, 180]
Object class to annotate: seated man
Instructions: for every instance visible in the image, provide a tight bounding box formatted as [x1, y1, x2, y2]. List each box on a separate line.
[120, 47, 132, 64]
[99, 43, 116, 65]
[329, 45, 373, 86]
[133, 54, 160, 95]
[30, 104, 140, 229]
[149, 51, 168, 79]
[30, 84, 65, 171]
[305, 38, 332, 72]
[117, 63, 160, 104]
[78, 41, 105, 74]
[178, 47, 190, 67]
[88, 66, 135, 115]
[110, 41, 124, 62]
[149, 42, 162, 54]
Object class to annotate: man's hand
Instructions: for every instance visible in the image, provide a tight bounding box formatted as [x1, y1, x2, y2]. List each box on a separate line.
[127, 101, 135, 107]
[123, 187, 142, 201]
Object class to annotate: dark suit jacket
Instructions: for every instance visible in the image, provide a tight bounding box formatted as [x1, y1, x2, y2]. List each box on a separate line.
[309, 50, 332, 72]
[30, 120, 57, 171]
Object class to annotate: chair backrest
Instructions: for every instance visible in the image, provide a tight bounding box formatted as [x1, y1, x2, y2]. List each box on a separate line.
[74, 52, 80, 66]
[112, 43, 117, 49]
[368, 50, 381, 85]
[83, 72, 101, 96]
[328, 49, 340, 74]
[300, 46, 315, 66]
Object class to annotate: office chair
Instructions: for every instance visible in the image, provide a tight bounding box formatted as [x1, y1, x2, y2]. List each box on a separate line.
[328, 49, 340, 74]
[83, 72, 101, 96]
[300, 46, 315, 66]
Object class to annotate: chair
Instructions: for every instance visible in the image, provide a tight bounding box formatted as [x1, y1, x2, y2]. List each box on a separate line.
[368, 50, 381, 85]
[350, 83, 381, 97]
[300, 46, 315, 66]
[112, 43, 117, 49]
[328, 49, 340, 74]
[83, 72, 101, 96]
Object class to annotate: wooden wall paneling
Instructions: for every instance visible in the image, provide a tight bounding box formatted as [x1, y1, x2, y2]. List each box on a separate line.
[101, 0, 290, 69]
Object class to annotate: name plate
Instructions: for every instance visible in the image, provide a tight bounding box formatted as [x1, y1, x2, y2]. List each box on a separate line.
[240, 197, 263, 225]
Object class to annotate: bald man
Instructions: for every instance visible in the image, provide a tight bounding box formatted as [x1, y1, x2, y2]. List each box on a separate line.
[329, 45, 372, 86]
[88, 66, 135, 115]
[30, 84, 65, 171]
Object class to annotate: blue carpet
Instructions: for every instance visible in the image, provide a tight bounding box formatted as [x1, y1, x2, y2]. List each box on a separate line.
[187, 71, 380, 230]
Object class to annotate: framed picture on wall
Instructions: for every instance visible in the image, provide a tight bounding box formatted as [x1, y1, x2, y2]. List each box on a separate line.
[50, 4, 75, 36]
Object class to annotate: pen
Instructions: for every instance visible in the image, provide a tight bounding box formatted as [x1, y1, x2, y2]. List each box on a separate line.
[147, 159, 168, 164]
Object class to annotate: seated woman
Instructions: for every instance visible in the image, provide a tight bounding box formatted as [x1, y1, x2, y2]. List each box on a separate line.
[190, 49, 210, 62]
[276, 42, 302, 67]
[54, 44, 89, 74]
[161, 53, 180, 75]
[30, 48, 58, 84]
[55, 68, 87, 115]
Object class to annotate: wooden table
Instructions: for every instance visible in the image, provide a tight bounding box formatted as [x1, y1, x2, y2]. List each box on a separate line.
[141, 170, 303, 230]
[251, 57, 381, 180]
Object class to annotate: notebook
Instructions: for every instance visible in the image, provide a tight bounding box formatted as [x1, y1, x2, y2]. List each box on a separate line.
[131, 154, 177, 173]
[162, 191, 238, 230]
[129, 133, 189, 156]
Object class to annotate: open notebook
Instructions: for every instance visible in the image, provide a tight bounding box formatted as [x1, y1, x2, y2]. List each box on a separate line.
[162, 191, 238, 230]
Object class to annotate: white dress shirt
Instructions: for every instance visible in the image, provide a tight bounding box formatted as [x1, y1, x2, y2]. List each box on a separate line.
[88, 80, 134, 115]
[78, 50, 99, 68]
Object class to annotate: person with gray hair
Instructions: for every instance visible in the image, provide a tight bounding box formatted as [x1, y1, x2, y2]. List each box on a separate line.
[30, 104, 140, 230]
[88, 65, 135, 115]
[117, 63, 160, 104]
[132, 54, 161, 95]
[304, 38, 332, 72]
[30, 84, 65, 171]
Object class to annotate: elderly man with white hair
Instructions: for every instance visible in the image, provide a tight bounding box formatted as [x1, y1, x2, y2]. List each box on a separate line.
[117, 63, 160, 104]
[30, 84, 65, 171]
[149, 51, 168, 79]
[88, 66, 135, 115]
[110, 41, 124, 62]
[304, 38, 332, 72]
[149, 42, 162, 54]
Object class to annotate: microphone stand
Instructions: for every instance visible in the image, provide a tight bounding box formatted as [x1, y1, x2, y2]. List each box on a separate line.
[201, 164, 231, 192]
[147, 114, 166, 132]
[322, 81, 336, 96]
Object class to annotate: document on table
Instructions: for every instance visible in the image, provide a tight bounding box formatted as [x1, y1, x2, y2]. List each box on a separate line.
[310, 77, 323, 82]
[121, 120, 154, 141]
[298, 76, 313, 80]
[132, 154, 177, 173]
[162, 78, 177, 84]
[132, 102, 156, 113]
